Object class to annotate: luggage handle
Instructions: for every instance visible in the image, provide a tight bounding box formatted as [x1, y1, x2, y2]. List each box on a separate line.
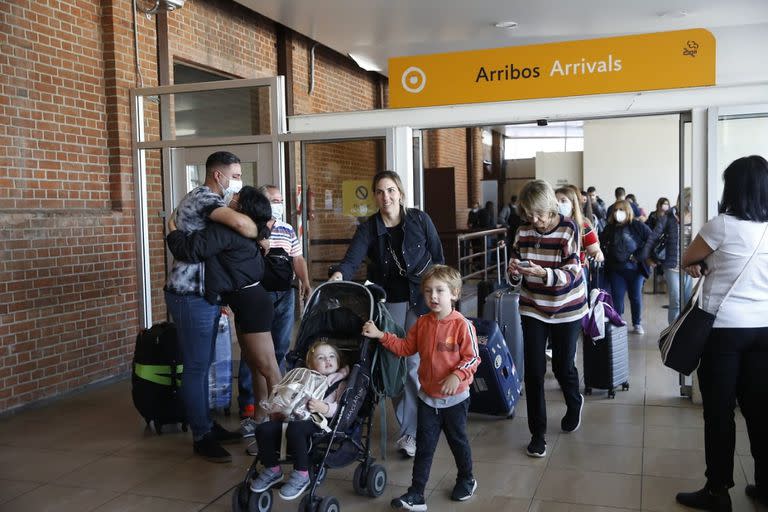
[495, 240, 509, 286]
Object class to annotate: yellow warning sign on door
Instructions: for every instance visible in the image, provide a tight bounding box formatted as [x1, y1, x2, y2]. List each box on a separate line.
[342, 180, 376, 217]
[389, 29, 715, 108]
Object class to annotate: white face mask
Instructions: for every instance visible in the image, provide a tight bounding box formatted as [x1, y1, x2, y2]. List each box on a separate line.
[557, 200, 573, 217]
[227, 179, 243, 194]
[615, 210, 628, 223]
[270, 203, 284, 222]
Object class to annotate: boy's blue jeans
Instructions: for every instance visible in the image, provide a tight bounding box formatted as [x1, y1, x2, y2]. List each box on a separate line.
[409, 398, 473, 496]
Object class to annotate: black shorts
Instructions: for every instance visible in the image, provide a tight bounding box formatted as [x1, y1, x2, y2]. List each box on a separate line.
[222, 284, 274, 334]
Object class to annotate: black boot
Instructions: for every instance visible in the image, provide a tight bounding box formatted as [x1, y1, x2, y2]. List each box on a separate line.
[675, 486, 732, 512]
[745, 484, 768, 507]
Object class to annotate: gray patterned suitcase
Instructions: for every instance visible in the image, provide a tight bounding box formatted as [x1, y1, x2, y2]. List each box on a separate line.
[582, 322, 630, 398]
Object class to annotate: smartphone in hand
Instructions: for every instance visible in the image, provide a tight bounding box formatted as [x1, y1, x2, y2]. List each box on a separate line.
[517, 260, 532, 268]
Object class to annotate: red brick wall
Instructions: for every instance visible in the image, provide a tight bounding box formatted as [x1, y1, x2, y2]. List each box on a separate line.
[0, 0, 385, 412]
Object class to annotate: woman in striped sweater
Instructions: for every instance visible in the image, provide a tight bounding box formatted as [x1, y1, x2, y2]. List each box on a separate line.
[508, 180, 589, 459]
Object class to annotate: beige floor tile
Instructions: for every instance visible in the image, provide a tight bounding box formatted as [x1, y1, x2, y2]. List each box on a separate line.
[565, 422, 644, 447]
[643, 425, 704, 451]
[0, 446, 102, 482]
[0, 480, 40, 506]
[549, 439, 642, 475]
[642, 448, 745, 483]
[530, 499, 639, 511]
[534, 468, 641, 509]
[91, 494, 205, 512]
[0, 483, 118, 512]
[426, 491, 531, 511]
[644, 406, 704, 429]
[433, 461, 544, 499]
[579, 402, 645, 426]
[57, 455, 178, 493]
[740, 455, 755, 484]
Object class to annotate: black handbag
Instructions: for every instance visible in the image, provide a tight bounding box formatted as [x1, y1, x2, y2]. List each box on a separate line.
[261, 247, 294, 292]
[652, 233, 667, 262]
[658, 224, 768, 375]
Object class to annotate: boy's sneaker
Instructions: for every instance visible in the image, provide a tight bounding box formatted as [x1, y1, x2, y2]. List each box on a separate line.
[278, 471, 310, 500]
[391, 491, 427, 511]
[451, 478, 477, 501]
[561, 394, 584, 433]
[396, 434, 417, 457]
[526, 436, 546, 458]
[245, 440, 259, 457]
[240, 417, 260, 438]
[211, 421, 242, 444]
[250, 468, 283, 493]
[240, 404, 255, 420]
[193, 433, 232, 463]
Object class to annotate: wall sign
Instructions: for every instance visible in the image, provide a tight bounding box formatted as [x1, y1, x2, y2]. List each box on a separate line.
[389, 29, 715, 109]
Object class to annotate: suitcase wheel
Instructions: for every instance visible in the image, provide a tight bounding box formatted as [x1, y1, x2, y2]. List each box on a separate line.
[584, 387, 592, 396]
[506, 407, 515, 420]
[608, 389, 616, 399]
[182, 423, 188, 432]
[622, 382, 630, 391]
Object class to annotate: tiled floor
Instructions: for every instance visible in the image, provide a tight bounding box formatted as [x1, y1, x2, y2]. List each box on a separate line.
[1, 292, 766, 512]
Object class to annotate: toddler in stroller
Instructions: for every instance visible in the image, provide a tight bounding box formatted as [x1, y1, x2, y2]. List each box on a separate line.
[232, 281, 389, 512]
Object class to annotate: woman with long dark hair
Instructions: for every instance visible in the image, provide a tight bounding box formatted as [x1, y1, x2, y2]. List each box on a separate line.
[676, 155, 768, 511]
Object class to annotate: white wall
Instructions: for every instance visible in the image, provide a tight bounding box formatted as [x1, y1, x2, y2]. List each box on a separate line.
[535, 152, 583, 190]
[583, 115, 679, 214]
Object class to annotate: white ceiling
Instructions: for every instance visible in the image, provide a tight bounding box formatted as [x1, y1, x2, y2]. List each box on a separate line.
[234, 0, 768, 75]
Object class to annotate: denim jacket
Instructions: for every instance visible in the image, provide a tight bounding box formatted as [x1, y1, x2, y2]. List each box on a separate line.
[336, 207, 444, 309]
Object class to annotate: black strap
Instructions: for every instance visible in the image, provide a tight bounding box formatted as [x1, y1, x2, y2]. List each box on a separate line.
[324, 379, 343, 398]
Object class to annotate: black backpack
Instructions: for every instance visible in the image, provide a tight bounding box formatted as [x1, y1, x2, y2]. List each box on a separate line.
[261, 247, 294, 292]
[132, 322, 187, 434]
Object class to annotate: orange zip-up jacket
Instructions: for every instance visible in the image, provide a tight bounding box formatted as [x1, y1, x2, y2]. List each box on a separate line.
[380, 309, 480, 399]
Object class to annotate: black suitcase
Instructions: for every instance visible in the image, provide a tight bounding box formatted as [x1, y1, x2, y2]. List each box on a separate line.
[467, 317, 521, 417]
[582, 322, 630, 398]
[132, 322, 187, 434]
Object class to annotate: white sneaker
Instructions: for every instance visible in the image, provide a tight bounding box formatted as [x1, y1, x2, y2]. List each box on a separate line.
[396, 434, 417, 457]
[632, 324, 645, 335]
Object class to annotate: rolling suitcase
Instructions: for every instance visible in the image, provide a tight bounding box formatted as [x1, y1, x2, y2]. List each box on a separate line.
[132, 322, 187, 434]
[467, 317, 521, 417]
[209, 312, 233, 415]
[476, 240, 506, 318]
[480, 243, 525, 383]
[582, 322, 630, 398]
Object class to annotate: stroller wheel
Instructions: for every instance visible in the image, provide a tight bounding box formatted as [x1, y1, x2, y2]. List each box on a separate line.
[231, 483, 249, 512]
[365, 464, 387, 497]
[299, 494, 318, 512]
[352, 463, 367, 496]
[248, 489, 273, 512]
[318, 496, 340, 512]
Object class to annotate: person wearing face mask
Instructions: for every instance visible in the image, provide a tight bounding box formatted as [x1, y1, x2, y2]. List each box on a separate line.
[163, 152, 263, 463]
[237, 185, 313, 444]
[555, 187, 604, 267]
[166, 186, 283, 461]
[329, 170, 444, 459]
[641, 192, 693, 325]
[507, 180, 588, 459]
[599, 200, 653, 335]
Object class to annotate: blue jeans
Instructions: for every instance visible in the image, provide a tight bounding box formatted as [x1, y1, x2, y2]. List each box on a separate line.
[238, 288, 295, 411]
[164, 291, 221, 439]
[664, 268, 693, 325]
[607, 266, 645, 327]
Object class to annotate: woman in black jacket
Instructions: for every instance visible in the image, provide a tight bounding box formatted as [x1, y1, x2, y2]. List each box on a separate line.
[329, 170, 444, 457]
[166, 186, 282, 420]
[599, 199, 653, 334]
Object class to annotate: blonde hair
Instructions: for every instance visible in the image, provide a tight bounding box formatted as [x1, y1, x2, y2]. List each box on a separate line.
[306, 339, 341, 371]
[609, 199, 635, 224]
[517, 180, 559, 224]
[555, 186, 588, 235]
[372, 171, 406, 206]
[420, 264, 463, 300]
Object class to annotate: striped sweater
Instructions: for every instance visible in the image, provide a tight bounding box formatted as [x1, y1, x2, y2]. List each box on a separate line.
[512, 215, 588, 323]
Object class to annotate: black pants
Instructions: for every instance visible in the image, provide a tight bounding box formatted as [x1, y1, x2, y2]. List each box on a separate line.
[521, 316, 582, 438]
[254, 419, 320, 470]
[698, 327, 768, 490]
[410, 398, 472, 496]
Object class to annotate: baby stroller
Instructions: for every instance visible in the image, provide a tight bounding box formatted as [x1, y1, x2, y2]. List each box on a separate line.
[232, 281, 388, 512]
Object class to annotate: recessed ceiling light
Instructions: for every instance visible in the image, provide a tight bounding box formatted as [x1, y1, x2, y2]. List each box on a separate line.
[494, 21, 519, 29]
[658, 10, 689, 18]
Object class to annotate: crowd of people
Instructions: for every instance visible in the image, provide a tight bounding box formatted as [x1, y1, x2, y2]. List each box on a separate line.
[163, 150, 768, 511]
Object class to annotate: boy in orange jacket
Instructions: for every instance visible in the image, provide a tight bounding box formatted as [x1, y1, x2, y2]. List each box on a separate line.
[362, 264, 480, 511]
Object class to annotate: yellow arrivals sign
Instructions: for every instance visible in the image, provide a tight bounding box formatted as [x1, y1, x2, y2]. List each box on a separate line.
[342, 180, 377, 217]
[388, 29, 715, 109]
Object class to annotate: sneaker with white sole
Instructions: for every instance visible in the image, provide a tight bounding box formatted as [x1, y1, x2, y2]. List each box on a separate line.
[561, 393, 584, 433]
[391, 491, 427, 511]
[245, 440, 259, 457]
[250, 468, 283, 493]
[396, 434, 417, 457]
[451, 478, 477, 501]
[632, 324, 645, 335]
[526, 436, 546, 458]
[240, 417, 260, 438]
[278, 471, 310, 500]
